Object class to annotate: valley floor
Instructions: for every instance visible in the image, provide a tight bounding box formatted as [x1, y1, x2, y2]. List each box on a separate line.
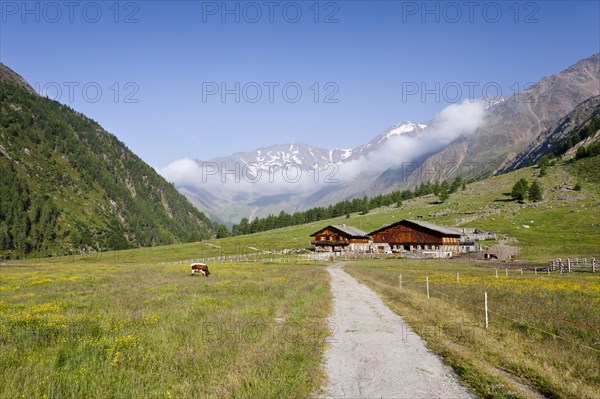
[2, 257, 598, 398]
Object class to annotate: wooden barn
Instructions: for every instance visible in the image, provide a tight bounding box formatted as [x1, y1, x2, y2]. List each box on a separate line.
[368, 219, 461, 255]
[310, 225, 371, 252]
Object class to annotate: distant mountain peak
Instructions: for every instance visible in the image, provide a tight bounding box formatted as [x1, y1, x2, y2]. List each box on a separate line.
[197, 142, 350, 178]
[195, 120, 430, 174]
[343, 121, 429, 162]
[381, 121, 428, 141]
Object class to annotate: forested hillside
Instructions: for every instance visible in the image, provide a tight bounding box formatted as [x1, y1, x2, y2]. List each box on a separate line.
[0, 65, 216, 258]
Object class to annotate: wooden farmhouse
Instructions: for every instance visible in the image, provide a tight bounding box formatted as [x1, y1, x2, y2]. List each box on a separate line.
[368, 219, 461, 255]
[310, 225, 371, 252]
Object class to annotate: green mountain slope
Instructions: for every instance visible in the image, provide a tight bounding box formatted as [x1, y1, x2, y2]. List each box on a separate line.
[0, 64, 216, 258]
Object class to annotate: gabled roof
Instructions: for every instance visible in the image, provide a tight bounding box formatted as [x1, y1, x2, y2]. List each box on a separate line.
[368, 219, 461, 237]
[310, 225, 370, 238]
[406, 220, 462, 236]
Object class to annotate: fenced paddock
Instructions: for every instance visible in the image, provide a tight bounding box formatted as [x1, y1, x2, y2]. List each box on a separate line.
[549, 258, 596, 272]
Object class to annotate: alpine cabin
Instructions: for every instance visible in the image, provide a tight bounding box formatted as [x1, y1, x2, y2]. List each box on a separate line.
[310, 225, 371, 252]
[369, 219, 461, 254]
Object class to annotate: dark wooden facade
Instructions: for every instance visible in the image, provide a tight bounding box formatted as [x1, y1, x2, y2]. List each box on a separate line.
[369, 220, 460, 250]
[310, 225, 370, 252]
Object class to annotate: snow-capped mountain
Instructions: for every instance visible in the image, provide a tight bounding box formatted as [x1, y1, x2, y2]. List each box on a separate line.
[163, 121, 429, 224]
[196, 143, 352, 177]
[196, 121, 427, 173]
[344, 122, 428, 162]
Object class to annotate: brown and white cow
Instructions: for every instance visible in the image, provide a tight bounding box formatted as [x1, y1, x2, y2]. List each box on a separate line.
[191, 263, 210, 277]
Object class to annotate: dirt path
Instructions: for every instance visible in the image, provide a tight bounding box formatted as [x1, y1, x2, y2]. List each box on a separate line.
[322, 262, 472, 399]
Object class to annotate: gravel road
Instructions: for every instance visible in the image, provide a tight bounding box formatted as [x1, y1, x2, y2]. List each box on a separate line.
[322, 262, 473, 399]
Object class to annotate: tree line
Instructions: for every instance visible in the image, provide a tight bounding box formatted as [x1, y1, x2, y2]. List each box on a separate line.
[229, 176, 466, 236]
[553, 115, 600, 157]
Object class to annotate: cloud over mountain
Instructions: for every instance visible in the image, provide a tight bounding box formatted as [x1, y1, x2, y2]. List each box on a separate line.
[337, 100, 486, 182]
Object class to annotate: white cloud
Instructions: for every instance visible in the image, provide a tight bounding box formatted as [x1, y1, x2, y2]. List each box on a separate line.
[160, 157, 324, 196]
[337, 100, 487, 181]
[159, 158, 200, 186]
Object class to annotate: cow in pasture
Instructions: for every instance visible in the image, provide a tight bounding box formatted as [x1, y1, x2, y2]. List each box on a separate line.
[191, 263, 210, 277]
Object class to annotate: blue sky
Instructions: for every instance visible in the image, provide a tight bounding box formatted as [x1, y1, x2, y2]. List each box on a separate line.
[1, 1, 598, 169]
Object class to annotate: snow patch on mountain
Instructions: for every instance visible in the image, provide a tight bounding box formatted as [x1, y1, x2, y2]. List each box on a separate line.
[340, 149, 353, 160]
[385, 122, 427, 138]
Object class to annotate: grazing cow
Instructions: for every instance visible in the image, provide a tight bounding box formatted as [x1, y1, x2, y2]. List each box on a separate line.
[191, 263, 210, 277]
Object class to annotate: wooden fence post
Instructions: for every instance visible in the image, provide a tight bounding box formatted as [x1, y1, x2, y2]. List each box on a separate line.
[457, 272, 460, 284]
[485, 292, 489, 329]
[399, 274, 402, 290]
[495, 269, 498, 279]
[567, 258, 571, 273]
[426, 276, 429, 299]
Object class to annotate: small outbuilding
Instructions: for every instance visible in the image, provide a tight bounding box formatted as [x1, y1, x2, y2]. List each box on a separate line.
[310, 225, 371, 253]
[369, 219, 461, 254]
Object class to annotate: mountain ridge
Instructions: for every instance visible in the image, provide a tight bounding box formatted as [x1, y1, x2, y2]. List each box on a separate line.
[366, 53, 600, 197]
[195, 121, 428, 170]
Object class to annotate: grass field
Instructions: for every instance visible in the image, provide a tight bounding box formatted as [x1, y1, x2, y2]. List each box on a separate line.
[346, 259, 600, 399]
[0, 260, 331, 398]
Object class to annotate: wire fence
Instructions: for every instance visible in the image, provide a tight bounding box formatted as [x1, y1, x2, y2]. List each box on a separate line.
[390, 269, 600, 354]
